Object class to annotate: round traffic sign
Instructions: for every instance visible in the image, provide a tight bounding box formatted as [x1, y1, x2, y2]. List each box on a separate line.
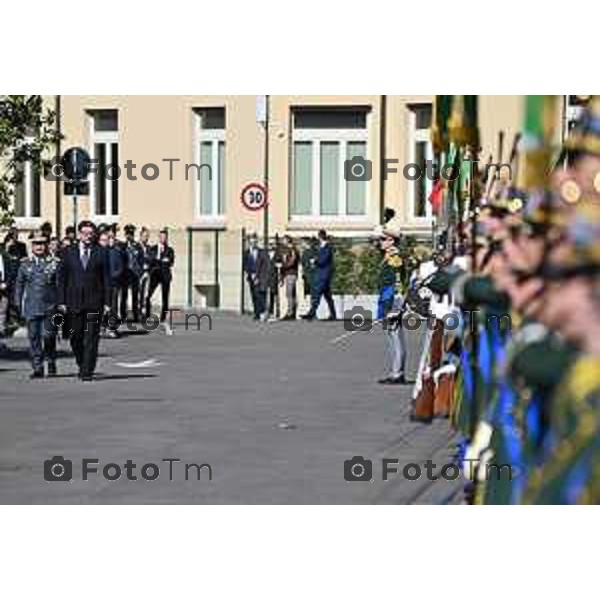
[241, 183, 268, 211]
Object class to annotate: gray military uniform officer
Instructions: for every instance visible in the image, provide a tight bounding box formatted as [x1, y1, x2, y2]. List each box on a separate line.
[14, 231, 60, 378]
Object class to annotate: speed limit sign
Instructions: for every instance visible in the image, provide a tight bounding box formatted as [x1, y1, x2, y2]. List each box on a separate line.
[241, 183, 268, 211]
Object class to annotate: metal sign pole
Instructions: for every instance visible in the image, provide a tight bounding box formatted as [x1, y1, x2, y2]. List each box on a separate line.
[72, 192, 78, 230]
[263, 95, 270, 248]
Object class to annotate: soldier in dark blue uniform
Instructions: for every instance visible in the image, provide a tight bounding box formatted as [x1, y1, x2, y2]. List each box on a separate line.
[14, 231, 59, 378]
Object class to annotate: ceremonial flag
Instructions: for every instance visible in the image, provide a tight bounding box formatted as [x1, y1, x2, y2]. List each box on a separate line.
[519, 95, 559, 190]
[432, 95, 453, 154]
[448, 95, 479, 148]
[428, 178, 444, 215]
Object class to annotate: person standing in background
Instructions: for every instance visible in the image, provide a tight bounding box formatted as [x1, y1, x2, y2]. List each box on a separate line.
[139, 226, 152, 319]
[49, 237, 61, 259]
[5, 226, 28, 261]
[280, 235, 299, 320]
[148, 228, 175, 324]
[121, 224, 144, 323]
[301, 229, 337, 321]
[98, 228, 124, 339]
[267, 242, 281, 320]
[0, 244, 12, 353]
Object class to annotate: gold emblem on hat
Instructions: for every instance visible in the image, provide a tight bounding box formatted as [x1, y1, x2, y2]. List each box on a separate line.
[561, 179, 582, 204]
[593, 171, 600, 195]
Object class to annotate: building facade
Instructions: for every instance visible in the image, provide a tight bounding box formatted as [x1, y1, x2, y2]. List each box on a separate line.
[10, 95, 556, 311]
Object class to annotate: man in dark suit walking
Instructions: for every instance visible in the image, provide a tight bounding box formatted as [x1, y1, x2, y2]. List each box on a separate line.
[57, 221, 110, 381]
[301, 229, 337, 321]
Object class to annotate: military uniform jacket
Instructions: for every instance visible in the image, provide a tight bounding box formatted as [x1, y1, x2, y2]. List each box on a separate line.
[15, 256, 60, 319]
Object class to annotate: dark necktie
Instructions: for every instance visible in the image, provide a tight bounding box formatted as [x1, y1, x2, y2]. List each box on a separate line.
[82, 248, 90, 270]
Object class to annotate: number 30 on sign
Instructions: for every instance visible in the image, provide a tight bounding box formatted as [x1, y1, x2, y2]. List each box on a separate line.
[241, 183, 268, 211]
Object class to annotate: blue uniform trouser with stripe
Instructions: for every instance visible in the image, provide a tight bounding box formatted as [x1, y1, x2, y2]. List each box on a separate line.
[27, 313, 57, 372]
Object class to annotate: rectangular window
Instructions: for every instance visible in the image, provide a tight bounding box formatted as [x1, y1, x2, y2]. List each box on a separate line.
[290, 107, 369, 220]
[89, 109, 119, 218]
[194, 108, 226, 218]
[407, 104, 433, 220]
[14, 146, 41, 219]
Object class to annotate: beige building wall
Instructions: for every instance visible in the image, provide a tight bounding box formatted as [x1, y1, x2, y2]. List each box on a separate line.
[26, 95, 527, 311]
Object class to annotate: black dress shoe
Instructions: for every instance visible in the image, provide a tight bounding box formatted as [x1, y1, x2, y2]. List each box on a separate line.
[80, 374, 93, 382]
[47, 363, 57, 377]
[378, 375, 406, 385]
[30, 370, 44, 380]
[301, 313, 315, 321]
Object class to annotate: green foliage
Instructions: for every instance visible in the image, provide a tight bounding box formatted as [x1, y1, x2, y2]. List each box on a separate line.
[0, 95, 60, 226]
[356, 245, 382, 294]
[331, 239, 358, 295]
[329, 236, 432, 296]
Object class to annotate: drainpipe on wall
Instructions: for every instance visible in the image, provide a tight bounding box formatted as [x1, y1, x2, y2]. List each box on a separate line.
[379, 94, 387, 224]
[55, 95, 62, 235]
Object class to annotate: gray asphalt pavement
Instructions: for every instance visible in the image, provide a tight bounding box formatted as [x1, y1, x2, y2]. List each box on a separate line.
[0, 312, 461, 504]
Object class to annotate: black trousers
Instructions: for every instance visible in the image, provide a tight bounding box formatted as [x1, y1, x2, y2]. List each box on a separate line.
[70, 309, 102, 377]
[148, 274, 171, 322]
[121, 272, 140, 321]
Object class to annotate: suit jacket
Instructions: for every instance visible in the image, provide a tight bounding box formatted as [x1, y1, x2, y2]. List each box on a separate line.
[107, 246, 124, 287]
[6, 240, 27, 261]
[57, 245, 110, 311]
[149, 244, 175, 281]
[315, 243, 334, 284]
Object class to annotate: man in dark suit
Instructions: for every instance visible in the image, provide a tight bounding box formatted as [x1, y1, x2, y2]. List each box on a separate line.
[148, 228, 175, 323]
[57, 221, 110, 381]
[301, 229, 337, 321]
[243, 235, 269, 320]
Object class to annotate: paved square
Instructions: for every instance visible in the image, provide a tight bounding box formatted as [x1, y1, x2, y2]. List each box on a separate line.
[0, 313, 460, 504]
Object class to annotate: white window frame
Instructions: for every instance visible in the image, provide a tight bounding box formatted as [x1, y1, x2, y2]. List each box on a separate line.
[13, 136, 42, 226]
[290, 124, 370, 223]
[193, 112, 226, 222]
[407, 106, 434, 225]
[88, 115, 119, 220]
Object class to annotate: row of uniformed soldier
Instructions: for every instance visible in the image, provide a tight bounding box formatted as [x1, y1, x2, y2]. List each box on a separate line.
[409, 97, 600, 504]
